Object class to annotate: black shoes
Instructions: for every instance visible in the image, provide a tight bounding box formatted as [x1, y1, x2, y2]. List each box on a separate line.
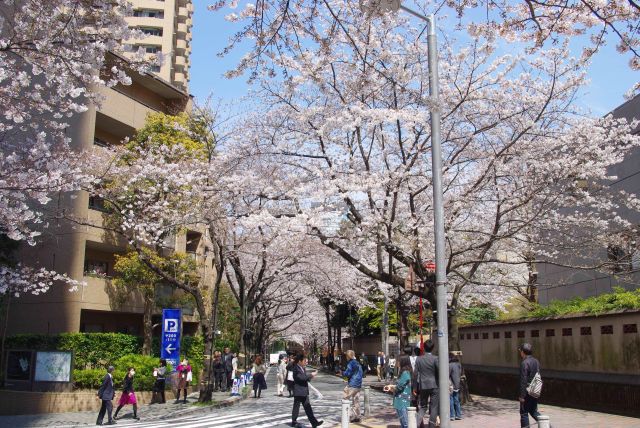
[313, 421, 324, 427]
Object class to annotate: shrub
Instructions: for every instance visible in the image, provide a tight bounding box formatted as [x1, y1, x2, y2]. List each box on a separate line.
[72, 369, 105, 390]
[528, 287, 640, 318]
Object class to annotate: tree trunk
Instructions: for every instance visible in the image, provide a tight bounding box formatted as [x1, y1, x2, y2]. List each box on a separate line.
[449, 312, 460, 352]
[198, 320, 215, 402]
[142, 295, 153, 356]
[399, 302, 410, 351]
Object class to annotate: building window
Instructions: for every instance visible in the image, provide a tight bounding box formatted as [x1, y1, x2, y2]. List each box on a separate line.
[84, 260, 109, 277]
[546, 329, 555, 337]
[493, 332, 500, 339]
[133, 9, 164, 18]
[504, 331, 512, 339]
[580, 326, 592, 336]
[623, 324, 638, 334]
[138, 27, 163, 36]
[88, 195, 109, 212]
[482, 332, 489, 339]
[474, 333, 479, 340]
[530, 330, 539, 338]
[460, 334, 464, 340]
[150, 65, 161, 72]
[600, 325, 614, 335]
[466, 333, 471, 340]
[517, 330, 525, 338]
[562, 328, 573, 336]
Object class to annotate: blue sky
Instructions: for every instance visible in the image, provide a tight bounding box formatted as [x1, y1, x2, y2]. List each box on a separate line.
[189, 1, 638, 116]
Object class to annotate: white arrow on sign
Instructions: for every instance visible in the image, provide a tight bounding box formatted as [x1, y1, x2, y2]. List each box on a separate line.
[165, 343, 176, 354]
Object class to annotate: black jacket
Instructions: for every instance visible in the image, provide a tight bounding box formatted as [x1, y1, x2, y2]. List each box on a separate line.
[122, 375, 134, 394]
[292, 364, 313, 397]
[97, 373, 115, 400]
[519, 355, 541, 399]
[213, 358, 225, 374]
[222, 352, 234, 371]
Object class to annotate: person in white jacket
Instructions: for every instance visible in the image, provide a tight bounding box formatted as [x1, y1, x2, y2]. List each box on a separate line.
[277, 355, 288, 396]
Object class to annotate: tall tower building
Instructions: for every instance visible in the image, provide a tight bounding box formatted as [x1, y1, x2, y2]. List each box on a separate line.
[125, 0, 193, 90]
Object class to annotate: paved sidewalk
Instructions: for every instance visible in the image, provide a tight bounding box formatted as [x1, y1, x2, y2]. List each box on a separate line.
[0, 390, 243, 427]
[342, 393, 640, 428]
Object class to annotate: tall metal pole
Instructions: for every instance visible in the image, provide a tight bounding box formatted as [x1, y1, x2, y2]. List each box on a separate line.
[425, 14, 450, 428]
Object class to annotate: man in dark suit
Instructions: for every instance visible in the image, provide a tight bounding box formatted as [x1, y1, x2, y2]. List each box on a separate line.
[519, 343, 541, 427]
[413, 340, 439, 427]
[291, 354, 323, 428]
[96, 365, 116, 425]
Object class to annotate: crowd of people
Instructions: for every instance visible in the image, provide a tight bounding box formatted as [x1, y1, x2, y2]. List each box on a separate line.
[95, 342, 542, 428]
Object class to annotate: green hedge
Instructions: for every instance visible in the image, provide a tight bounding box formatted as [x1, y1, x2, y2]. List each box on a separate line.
[73, 354, 175, 391]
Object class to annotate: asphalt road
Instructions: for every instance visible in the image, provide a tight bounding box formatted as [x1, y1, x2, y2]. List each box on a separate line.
[109, 368, 390, 428]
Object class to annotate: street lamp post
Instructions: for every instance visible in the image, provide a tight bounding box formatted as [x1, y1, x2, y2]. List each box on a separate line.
[367, 2, 449, 426]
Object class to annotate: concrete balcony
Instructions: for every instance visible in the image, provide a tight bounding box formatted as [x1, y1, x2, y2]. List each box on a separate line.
[177, 22, 188, 34]
[133, 34, 163, 46]
[128, 16, 165, 28]
[176, 38, 188, 50]
[178, 7, 190, 17]
[175, 55, 186, 67]
[131, 0, 166, 8]
[174, 72, 186, 84]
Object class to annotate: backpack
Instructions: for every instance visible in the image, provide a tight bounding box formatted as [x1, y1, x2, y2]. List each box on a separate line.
[526, 372, 543, 398]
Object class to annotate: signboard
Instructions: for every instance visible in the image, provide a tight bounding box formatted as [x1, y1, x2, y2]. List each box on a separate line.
[161, 308, 182, 367]
[6, 350, 33, 381]
[34, 351, 72, 382]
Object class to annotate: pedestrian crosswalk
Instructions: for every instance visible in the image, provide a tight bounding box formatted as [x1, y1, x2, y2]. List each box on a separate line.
[110, 369, 391, 428]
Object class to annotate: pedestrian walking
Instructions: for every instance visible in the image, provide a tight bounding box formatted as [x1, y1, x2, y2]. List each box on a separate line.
[96, 365, 115, 426]
[384, 356, 413, 428]
[342, 350, 363, 422]
[518, 343, 542, 427]
[277, 355, 288, 396]
[291, 353, 323, 428]
[222, 347, 234, 391]
[414, 339, 439, 428]
[376, 351, 385, 381]
[113, 367, 139, 421]
[175, 358, 192, 404]
[387, 353, 396, 380]
[286, 356, 296, 398]
[252, 355, 268, 398]
[359, 352, 369, 378]
[151, 359, 167, 404]
[213, 351, 226, 392]
[449, 353, 463, 421]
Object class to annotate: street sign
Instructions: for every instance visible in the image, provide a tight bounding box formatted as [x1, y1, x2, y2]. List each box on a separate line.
[161, 308, 182, 368]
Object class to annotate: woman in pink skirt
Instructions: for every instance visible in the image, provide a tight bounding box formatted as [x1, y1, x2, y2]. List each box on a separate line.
[114, 367, 139, 420]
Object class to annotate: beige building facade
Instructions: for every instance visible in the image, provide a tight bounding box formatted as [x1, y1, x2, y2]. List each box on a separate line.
[7, 56, 204, 337]
[124, 0, 193, 90]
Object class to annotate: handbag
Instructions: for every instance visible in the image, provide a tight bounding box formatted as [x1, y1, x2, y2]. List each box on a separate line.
[526, 372, 543, 398]
[287, 370, 294, 381]
[186, 371, 193, 382]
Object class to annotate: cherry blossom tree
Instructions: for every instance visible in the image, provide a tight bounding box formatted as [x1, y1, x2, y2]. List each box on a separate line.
[213, 1, 640, 348]
[0, 0, 153, 295]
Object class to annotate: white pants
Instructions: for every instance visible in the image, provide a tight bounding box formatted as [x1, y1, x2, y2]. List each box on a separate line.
[276, 373, 284, 395]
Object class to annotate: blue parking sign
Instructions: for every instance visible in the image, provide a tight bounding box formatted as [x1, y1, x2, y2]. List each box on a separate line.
[161, 309, 182, 367]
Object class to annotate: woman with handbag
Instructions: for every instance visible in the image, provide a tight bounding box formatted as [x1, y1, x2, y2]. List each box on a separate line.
[252, 355, 268, 398]
[175, 358, 192, 404]
[151, 359, 167, 404]
[286, 356, 296, 397]
[114, 367, 140, 421]
[383, 356, 412, 428]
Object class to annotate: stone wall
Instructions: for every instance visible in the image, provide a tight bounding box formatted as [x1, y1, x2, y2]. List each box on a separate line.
[458, 310, 640, 415]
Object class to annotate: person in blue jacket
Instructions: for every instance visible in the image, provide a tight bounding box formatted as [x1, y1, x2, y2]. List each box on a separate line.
[342, 350, 363, 422]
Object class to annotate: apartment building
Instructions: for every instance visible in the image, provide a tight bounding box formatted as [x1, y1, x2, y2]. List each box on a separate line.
[537, 95, 640, 303]
[124, 0, 193, 90]
[6, 54, 206, 337]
